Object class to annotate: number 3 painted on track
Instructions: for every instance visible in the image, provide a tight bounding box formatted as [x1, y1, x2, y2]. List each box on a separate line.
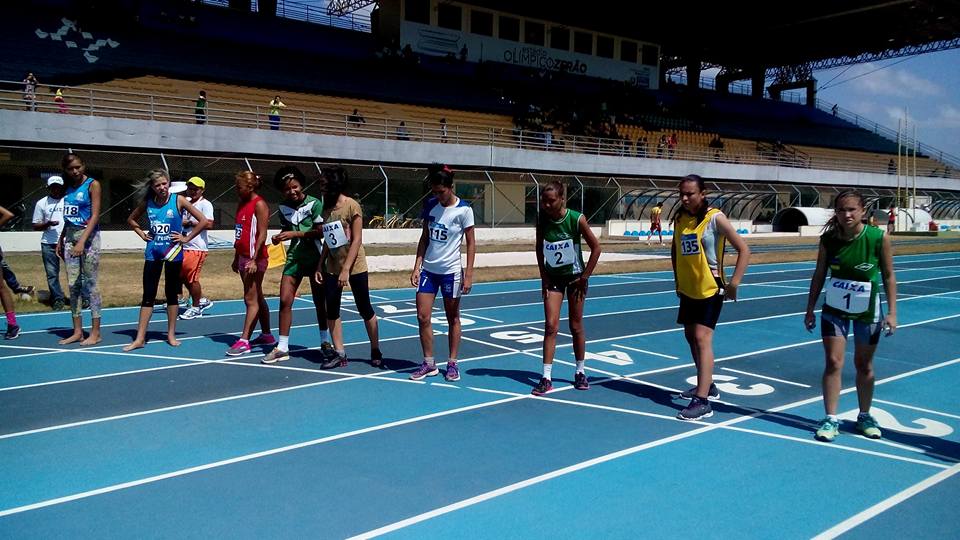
[685, 374, 775, 396]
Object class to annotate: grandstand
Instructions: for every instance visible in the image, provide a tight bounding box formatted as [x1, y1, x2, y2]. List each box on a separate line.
[0, 0, 959, 233]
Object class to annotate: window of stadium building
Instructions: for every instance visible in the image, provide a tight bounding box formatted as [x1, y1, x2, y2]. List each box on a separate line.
[596, 35, 614, 58]
[574, 31, 593, 55]
[642, 44, 659, 66]
[471, 10, 494, 37]
[499, 15, 520, 41]
[621, 40, 638, 63]
[550, 26, 570, 51]
[437, 4, 462, 30]
[404, 0, 429, 24]
[525, 21, 545, 46]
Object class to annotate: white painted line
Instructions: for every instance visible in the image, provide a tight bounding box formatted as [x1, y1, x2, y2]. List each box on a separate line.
[0, 395, 527, 518]
[431, 383, 458, 389]
[812, 463, 960, 539]
[611, 343, 679, 360]
[468, 313, 503, 324]
[872, 399, 960, 421]
[352, 355, 960, 538]
[525, 326, 571, 338]
[720, 367, 811, 388]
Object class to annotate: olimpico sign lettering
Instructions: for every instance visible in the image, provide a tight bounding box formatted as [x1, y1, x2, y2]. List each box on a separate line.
[502, 46, 589, 74]
[399, 21, 657, 88]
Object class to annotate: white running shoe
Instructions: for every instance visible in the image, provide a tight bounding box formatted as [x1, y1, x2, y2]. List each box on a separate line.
[179, 306, 202, 320]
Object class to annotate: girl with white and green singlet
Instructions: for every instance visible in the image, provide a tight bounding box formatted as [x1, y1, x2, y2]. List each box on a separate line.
[531, 180, 601, 397]
[805, 189, 898, 443]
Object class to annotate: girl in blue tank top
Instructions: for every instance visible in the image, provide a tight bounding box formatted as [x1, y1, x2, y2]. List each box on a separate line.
[124, 170, 209, 351]
[57, 153, 104, 346]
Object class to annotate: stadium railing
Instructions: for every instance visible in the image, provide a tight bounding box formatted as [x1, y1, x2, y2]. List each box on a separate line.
[2, 80, 957, 180]
[200, 0, 371, 32]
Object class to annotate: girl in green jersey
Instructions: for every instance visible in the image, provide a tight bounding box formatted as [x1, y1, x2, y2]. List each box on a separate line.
[532, 181, 601, 396]
[805, 190, 897, 442]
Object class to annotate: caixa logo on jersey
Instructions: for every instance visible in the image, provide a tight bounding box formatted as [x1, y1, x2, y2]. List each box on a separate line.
[832, 281, 867, 292]
[545, 240, 572, 251]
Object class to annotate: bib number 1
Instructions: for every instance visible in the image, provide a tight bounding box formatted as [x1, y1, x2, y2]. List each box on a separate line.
[825, 277, 872, 314]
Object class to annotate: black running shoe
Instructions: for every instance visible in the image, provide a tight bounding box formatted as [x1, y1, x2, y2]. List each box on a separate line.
[321, 351, 347, 370]
[677, 396, 713, 421]
[531, 377, 553, 396]
[370, 348, 384, 368]
[4, 324, 20, 340]
[573, 372, 590, 390]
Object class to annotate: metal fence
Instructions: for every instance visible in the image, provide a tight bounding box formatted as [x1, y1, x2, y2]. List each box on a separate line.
[200, 0, 371, 32]
[6, 80, 956, 179]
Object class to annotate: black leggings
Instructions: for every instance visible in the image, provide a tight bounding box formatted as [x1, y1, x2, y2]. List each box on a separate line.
[324, 271, 376, 321]
[140, 260, 183, 307]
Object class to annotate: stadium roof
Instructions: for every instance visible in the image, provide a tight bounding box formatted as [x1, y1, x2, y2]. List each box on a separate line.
[462, 1, 960, 71]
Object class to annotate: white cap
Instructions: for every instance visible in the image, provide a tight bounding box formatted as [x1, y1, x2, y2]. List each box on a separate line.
[169, 181, 188, 194]
[47, 175, 64, 186]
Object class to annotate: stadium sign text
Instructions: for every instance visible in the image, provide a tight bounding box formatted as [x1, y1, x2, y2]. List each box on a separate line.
[502, 47, 588, 74]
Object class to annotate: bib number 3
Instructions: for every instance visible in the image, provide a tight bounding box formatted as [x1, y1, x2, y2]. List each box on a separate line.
[322, 221, 349, 249]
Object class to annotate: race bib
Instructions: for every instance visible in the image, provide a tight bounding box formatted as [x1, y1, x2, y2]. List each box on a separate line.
[234, 223, 242, 240]
[679, 234, 700, 256]
[825, 277, 872, 314]
[63, 204, 79, 217]
[150, 221, 171, 241]
[544, 239, 576, 268]
[428, 222, 449, 243]
[322, 221, 349, 249]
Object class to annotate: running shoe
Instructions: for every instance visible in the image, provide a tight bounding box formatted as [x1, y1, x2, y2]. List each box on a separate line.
[179, 306, 202, 320]
[815, 417, 841, 442]
[250, 333, 276, 347]
[677, 396, 713, 421]
[444, 362, 460, 382]
[320, 341, 338, 363]
[14, 286, 35, 296]
[4, 324, 20, 340]
[531, 377, 553, 396]
[177, 296, 190, 308]
[678, 383, 720, 401]
[198, 298, 214, 312]
[226, 339, 251, 356]
[51, 299, 65, 311]
[856, 414, 882, 439]
[370, 348, 385, 369]
[321, 351, 348, 369]
[573, 372, 590, 390]
[261, 347, 290, 364]
[82, 298, 90, 310]
[410, 362, 439, 381]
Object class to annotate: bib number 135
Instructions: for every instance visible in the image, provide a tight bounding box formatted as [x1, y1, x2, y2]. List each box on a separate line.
[680, 234, 700, 256]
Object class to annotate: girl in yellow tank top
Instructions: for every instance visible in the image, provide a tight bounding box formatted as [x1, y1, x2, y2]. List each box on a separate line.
[671, 175, 751, 421]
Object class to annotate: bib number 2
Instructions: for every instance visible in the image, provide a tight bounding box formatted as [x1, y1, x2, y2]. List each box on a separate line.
[544, 239, 576, 268]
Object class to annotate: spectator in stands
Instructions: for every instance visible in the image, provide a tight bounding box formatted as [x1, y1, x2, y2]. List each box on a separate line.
[440, 117, 448, 143]
[656, 134, 667, 158]
[268, 96, 285, 131]
[195, 91, 207, 124]
[22, 73, 39, 112]
[53, 88, 68, 114]
[348, 108, 366, 127]
[887, 206, 896, 234]
[636, 136, 647, 158]
[33, 175, 66, 310]
[709, 135, 725, 161]
[0, 205, 21, 339]
[668, 133, 678, 158]
[396, 121, 410, 141]
[887, 159, 895, 175]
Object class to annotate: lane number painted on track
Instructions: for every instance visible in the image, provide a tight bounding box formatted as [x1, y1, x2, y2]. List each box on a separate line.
[686, 374, 775, 396]
[585, 350, 633, 366]
[840, 407, 953, 437]
[490, 330, 542, 344]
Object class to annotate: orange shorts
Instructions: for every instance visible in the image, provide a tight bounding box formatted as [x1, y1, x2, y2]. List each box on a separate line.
[181, 250, 208, 284]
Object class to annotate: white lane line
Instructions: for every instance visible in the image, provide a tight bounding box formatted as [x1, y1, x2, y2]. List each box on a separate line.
[0, 395, 527, 518]
[812, 463, 960, 539]
[468, 313, 503, 323]
[611, 343, 679, 360]
[350, 355, 960, 539]
[720, 367, 812, 388]
[525, 326, 571, 338]
[872, 399, 960, 421]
